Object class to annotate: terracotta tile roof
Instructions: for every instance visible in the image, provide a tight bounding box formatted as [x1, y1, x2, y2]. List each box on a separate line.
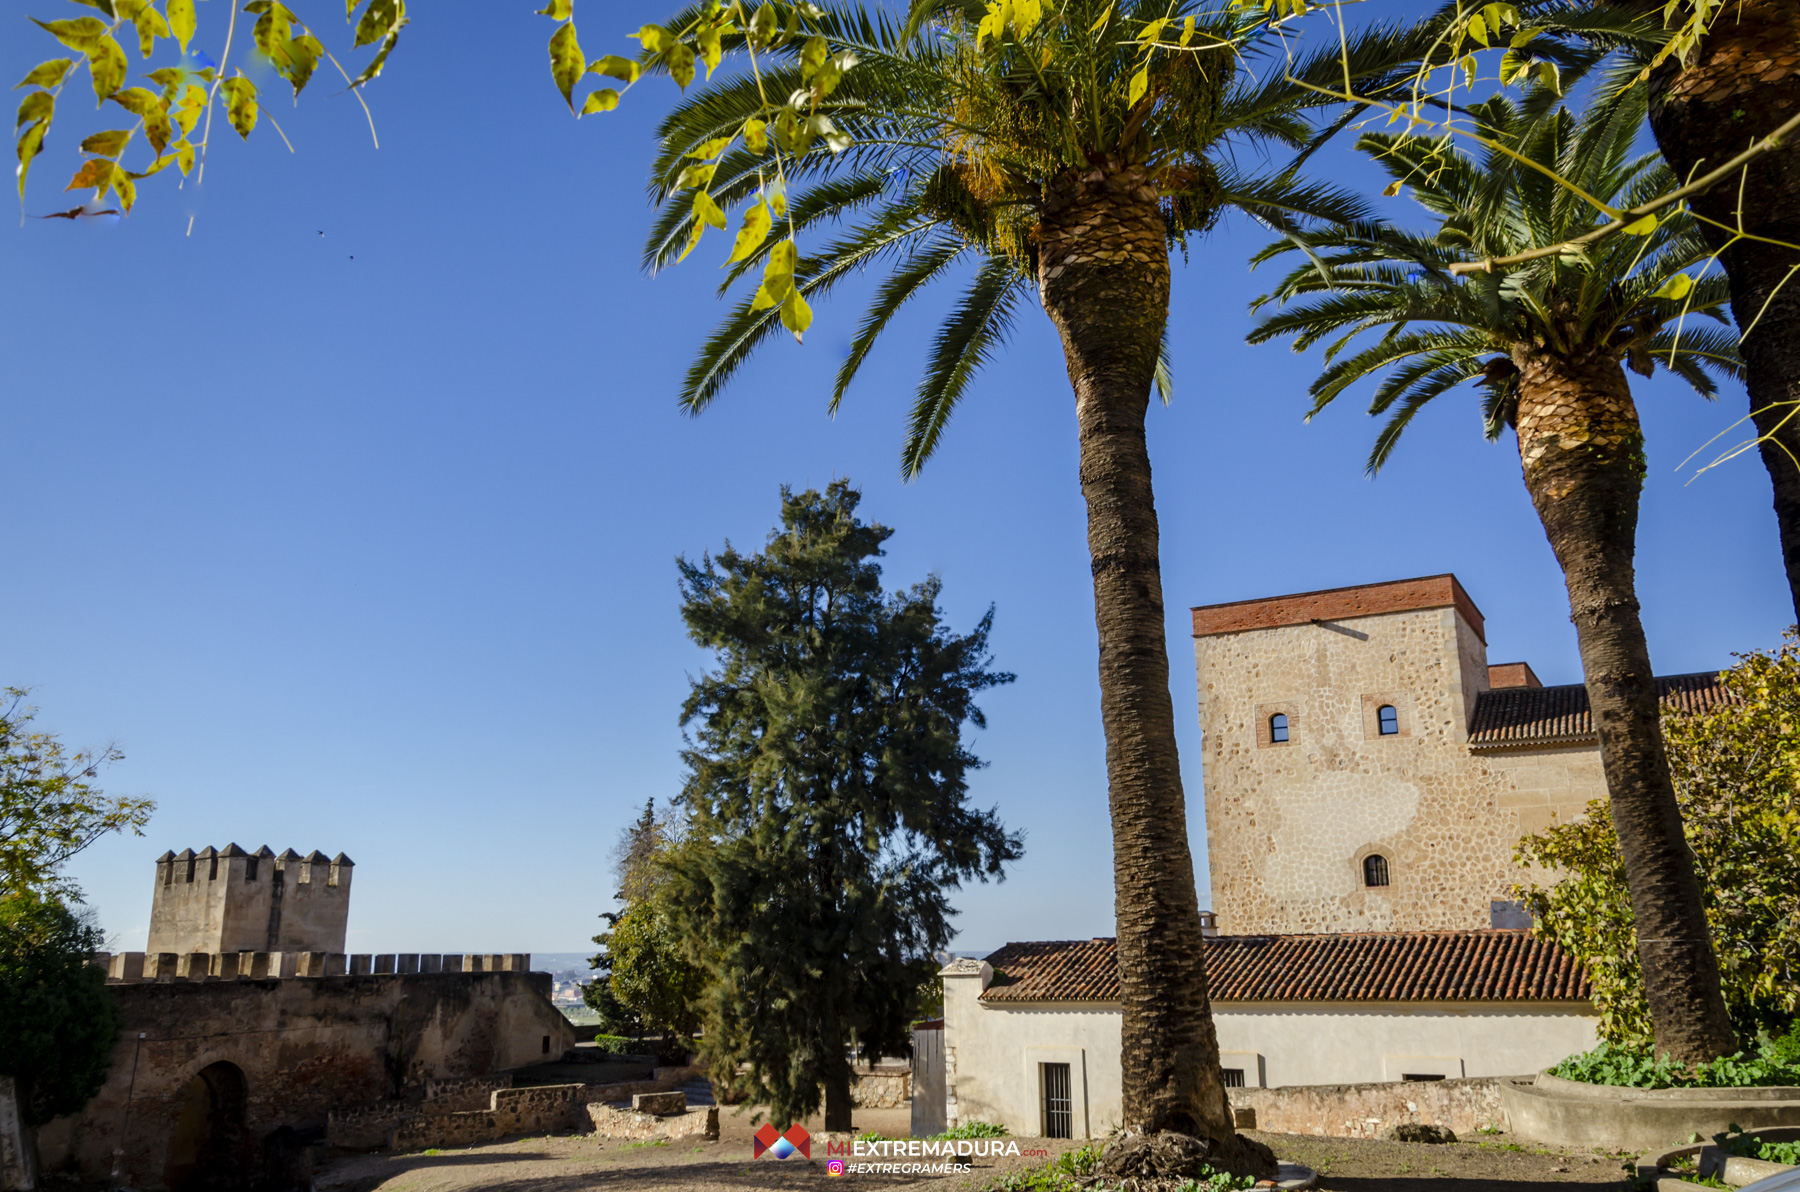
[1468, 672, 1732, 749]
[1191, 574, 1486, 644]
[978, 931, 1592, 1004]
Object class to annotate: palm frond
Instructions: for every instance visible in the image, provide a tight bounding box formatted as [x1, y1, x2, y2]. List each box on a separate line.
[901, 257, 1030, 477]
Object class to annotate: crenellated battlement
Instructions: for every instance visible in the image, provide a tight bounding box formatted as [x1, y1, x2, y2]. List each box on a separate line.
[147, 844, 354, 956]
[91, 950, 534, 983]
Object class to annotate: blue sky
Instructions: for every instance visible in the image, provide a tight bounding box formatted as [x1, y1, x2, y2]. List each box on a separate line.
[3, 1, 1790, 959]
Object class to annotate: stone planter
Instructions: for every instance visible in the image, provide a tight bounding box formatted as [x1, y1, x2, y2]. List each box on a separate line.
[1638, 1127, 1800, 1192]
[1501, 1074, 1800, 1153]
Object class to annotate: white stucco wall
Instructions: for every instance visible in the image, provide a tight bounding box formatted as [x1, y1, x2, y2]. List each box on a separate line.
[944, 963, 1598, 1138]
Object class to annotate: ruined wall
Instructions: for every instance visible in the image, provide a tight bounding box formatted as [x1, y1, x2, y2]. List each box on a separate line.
[1229, 1076, 1508, 1139]
[1195, 605, 1610, 934]
[35, 970, 573, 1189]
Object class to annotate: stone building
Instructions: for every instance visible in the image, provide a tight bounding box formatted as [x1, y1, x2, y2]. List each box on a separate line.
[37, 848, 574, 1190]
[1192, 574, 1728, 935]
[940, 929, 1598, 1139]
[147, 845, 352, 956]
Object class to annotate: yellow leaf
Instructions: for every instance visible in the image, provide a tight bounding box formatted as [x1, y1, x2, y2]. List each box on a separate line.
[549, 21, 584, 110]
[590, 55, 641, 83]
[725, 200, 772, 264]
[1467, 14, 1488, 46]
[175, 138, 194, 174]
[536, 0, 572, 17]
[1620, 213, 1658, 235]
[1180, 15, 1195, 45]
[580, 88, 619, 114]
[780, 288, 812, 342]
[633, 24, 668, 53]
[1651, 272, 1694, 301]
[66, 158, 111, 192]
[1382, 179, 1403, 196]
[665, 41, 696, 89]
[168, 0, 195, 52]
[86, 35, 128, 101]
[688, 136, 734, 159]
[743, 118, 767, 153]
[16, 121, 49, 200]
[1012, 0, 1042, 36]
[1089, 4, 1113, 32]
[173, 84, 206, 135]
[220, 75, 257, 138]
[1127, 64, 1149, 106]
[694, 190, 728, 229]
[16, 59, 75, 89]
[81, 128, 133, 158]
[1138, 17, 1166, 44]
[698, 25, 722, 76]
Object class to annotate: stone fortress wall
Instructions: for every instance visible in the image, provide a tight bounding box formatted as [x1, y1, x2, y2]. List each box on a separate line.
[1193, 575, 1610, 935]
[147, 844, 352, 956]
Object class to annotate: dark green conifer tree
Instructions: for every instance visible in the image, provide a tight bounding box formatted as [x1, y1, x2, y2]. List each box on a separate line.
[668, 481, 1021, 1131]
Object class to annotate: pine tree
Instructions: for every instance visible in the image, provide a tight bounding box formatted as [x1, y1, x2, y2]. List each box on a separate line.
[667, 481, 1021, 1130]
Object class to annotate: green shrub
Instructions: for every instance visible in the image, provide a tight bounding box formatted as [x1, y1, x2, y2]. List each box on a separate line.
[1551, 1028, 1800, 1089]
[984, 1144, 1254, 1192]
[591, 1033, 635, 1054]
[937, 1120, 1011, 1140]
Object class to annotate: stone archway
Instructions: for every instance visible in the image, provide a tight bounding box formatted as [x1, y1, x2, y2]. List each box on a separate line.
[163, 1061, 249, 1191]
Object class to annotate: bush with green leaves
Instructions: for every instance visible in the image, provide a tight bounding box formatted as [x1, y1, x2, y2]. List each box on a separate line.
[1550, 1026, 1800, 1089]
[985, 1144, 1255, 1192]
[1517, 631, 1800, 1045]
[938, 1120, 1011, 1140]
[0, 893, 120, 1126]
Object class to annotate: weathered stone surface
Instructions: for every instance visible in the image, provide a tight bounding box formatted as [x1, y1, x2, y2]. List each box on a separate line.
[1502, 1072, 1800, 1152]
[632, 1091, 687, 1116]
[1, 1075, 37, 1191]
[1230, 1077, 1504, 1140]
[36, 971, 573, 1187]
[587, 1103, 719, 1141]
[423, 1073, 514, 1113]
[851, 1070, 910, 1109]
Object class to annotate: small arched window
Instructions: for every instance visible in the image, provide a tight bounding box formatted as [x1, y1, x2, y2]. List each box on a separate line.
[1378, 704, 1399, 736]
[1269, 713, 1289, 744]
[1364, 854, 1391, 887]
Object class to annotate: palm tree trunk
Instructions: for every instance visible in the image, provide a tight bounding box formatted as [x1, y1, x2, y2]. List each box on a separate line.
[1514, 347, 1738, 1063]
[1036, 157, 1271, 1180]
[1645, 0, 1800, 623]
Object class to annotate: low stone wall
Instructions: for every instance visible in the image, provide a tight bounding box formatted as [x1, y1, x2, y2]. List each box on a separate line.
[853, 1071, 911, 1109]
[328, 1102, 413, 1150]
[1229, 1077, 1506, 1139]
[1502, 1074, 1800, 1153]
[587, 1103, 720, 1141]
[387, 1067, 708, 1151]
[424, 1073, 514, 1113]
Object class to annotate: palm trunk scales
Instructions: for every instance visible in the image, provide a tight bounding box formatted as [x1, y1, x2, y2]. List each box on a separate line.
[1647, 0, 1800, 623]
[1035, 157, 1270, 1176]
[1514, 347, 1738, 1063]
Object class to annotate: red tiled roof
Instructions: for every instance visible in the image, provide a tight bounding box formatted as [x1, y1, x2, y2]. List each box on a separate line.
[978, 931, 1592, 1003]
[1468, 672, 1732, 749]
[1191, 575, 1486, 644]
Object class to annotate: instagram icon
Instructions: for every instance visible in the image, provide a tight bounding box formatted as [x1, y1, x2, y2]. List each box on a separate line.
[826, 1159, 847, 1177]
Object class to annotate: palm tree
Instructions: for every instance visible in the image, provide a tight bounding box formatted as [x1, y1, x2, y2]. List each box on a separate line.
[1537, 1, 1800, 622]
[637, 0, 1432, 1168]
[1247, 84, 1744, 1063]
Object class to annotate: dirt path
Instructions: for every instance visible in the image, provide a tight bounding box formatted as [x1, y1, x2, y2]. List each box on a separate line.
[316, 1116, 1635, 1192]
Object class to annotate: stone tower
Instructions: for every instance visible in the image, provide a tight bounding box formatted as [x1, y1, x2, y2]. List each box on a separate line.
[146, 845, 353, 954]
[1195, 575, 1545, 934]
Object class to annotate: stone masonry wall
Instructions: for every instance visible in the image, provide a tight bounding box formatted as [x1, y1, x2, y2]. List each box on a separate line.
[385, 1067, 706, 1151]
[1229, 1076, 1507, 1139]
[1195, 605, 1610, 934]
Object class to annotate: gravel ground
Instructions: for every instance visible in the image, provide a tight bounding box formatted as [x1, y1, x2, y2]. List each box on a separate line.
[316, 1116, 1635, 1192]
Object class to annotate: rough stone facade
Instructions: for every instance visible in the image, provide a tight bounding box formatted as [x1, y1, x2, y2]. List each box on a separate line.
[147, 845, 353, 956]
[1193, 575, 1610, 934]
[379, 1067, 705, 1152]
[586, 1103, 720, 1141]
[1228, 1076, 1507, 1139]
[36, 970, 574, 1189]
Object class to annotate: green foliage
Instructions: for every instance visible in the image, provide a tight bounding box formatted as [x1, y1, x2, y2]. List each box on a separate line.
[586, 799, 706, 1040]
[1, 689, 153, 901]
[589, 1032, 635, 1054]
[0, 893, 120, 1126]
[937, 1120, 1011, 1139]
[1249, 81, 1741, 473]
[551, 0, 1442, 475]
[1516, 632, 1800, 1044]
[1549, 1026, 1800, 1088]
[985, 1144, 1256, 1192]
[666, 481, 1021, 1127]
[18, 0, 405, 214]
